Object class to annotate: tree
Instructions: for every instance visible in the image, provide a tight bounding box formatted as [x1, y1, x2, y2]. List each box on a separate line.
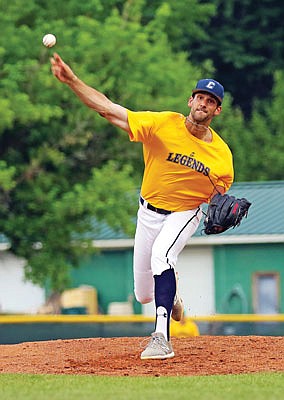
[244, 70, 284, 181]
[0, 0, 215, 289]
[189, 0, 284, 116]
[141, 0, 216, 51]
[211, 70, 284, 182]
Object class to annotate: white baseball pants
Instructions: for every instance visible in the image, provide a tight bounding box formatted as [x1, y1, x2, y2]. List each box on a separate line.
[133, 199, 202, 304]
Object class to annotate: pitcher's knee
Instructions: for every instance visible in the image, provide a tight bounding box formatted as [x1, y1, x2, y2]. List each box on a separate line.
[134, 291, 153, 304]
[151, 252, 171, 276]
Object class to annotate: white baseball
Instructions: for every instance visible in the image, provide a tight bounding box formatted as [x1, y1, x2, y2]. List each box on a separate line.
[42, 33, 56, 48]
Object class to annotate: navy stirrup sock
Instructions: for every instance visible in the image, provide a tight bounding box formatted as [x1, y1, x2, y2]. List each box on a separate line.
[154, 268, 176, 340]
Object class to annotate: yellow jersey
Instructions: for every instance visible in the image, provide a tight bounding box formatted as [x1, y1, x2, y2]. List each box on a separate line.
[127, 110, 234, 211]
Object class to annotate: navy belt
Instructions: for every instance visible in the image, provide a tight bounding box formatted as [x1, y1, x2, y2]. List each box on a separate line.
[140, 197, 172, 215]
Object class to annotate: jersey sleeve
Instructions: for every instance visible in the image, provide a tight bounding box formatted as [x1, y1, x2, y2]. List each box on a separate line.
[127, 110, 157, 143]
[216, 173, 234, 192]
[216, 154, 234, 192]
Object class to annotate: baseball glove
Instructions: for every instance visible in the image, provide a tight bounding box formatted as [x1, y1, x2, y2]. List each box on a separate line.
[204, 193, 251, 235]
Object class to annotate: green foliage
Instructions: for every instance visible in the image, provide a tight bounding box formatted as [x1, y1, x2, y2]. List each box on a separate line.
[4, 161, 137, 290]
[142, 0, 216, 51]
[0, 161, 16, 191]
[189, 0, 284, 115]
[243, 70, 284, 181]
[0, 161, 16, 217]
[212, 70, 284, 181]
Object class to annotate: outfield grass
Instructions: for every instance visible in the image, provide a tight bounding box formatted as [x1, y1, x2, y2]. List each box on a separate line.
[0, 373, 283, 400]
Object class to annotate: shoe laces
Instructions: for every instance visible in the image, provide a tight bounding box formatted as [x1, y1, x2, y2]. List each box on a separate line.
[143, 333, 169, 351]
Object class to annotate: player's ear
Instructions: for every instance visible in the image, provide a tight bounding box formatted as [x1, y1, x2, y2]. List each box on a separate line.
[213, 105, 222, 116]
[188, 96, 194, 107]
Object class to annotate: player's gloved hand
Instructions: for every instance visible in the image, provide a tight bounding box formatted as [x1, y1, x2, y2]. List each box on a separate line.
[204, 193, 251, 235]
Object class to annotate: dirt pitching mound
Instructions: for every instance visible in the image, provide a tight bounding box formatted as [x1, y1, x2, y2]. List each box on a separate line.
[1, 336, 283, 376]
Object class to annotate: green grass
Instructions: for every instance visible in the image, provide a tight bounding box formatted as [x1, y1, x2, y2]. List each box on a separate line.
[0, 373, 283, 400]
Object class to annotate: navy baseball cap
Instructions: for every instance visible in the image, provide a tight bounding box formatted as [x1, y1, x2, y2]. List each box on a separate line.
[192, 79, 224, 104]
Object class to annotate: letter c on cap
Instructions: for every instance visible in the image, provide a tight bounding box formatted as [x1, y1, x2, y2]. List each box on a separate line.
[206, 81, 216, 89]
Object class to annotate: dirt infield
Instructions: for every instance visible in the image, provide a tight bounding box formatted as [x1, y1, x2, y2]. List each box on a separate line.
[1, 336, 283, 376]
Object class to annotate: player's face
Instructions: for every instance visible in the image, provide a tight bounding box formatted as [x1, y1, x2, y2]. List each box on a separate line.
[188, 93, 222, 123]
